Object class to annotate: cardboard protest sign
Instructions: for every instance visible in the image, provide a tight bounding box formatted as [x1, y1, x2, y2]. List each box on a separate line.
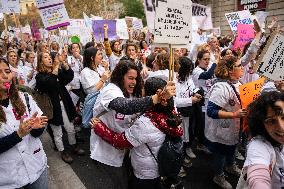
[192, 3, 213, 30]
[233, 24, 255, 51]
[1, 0, 20, 13]
[35, 0, 64, 8]
[67, 26, 92, 46]
[255, 33, 284, 81]
[39, 3, 70, 30]
[133, 19, 143, 30]
[93, 20, 117, 42]
[116, 19, 129, 39]
[154, 0, 192, 45]
[239, 77, 265, 108]
[225, 10, 253, 32]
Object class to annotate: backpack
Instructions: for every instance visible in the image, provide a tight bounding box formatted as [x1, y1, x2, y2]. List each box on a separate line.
[82, 91, 100, 128]
[146, 135, 184, 178]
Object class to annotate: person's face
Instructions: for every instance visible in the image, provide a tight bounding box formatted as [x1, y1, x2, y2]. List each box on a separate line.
[230, 60, 244, 80]
[41, 42, 49, 53]
[71, 44, 80, 55]
[8, 52, 18, 66]
[174, 48, 182, 57]
[0, 62, 13, 91]
[224, 49, 233, 58]
[42, 53, 52, 68]
[274, 81, 284, 92]
[264, 100, 284, 144]
[198, 53, 210, 69]
[123, 69, 137, 95]
[51, 42, 58, 51]
[154, 47, 161, 54]
[152, 56, 159, 71]
[27, 53, 35, 64]
[209, 38, 219, 50]
[142, 41, 148, 49]
[113, 41, 120, 52]
[95, 50, 103, 64]
[127, 46, 136, 57]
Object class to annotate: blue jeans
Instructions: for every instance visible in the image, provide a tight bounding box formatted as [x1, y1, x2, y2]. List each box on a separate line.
[206, 139, 236, 176]
[23, 167, 48, 189]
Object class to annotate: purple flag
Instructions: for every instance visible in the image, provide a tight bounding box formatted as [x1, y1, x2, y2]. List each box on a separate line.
[92, 20, 117, 42]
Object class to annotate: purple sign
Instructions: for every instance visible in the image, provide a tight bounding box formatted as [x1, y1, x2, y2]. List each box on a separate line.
[92, 20, 117, 42]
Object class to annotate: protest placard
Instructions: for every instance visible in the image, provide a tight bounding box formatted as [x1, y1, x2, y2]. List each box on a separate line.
[1, 0, 20, 13]
[133, 19, 143, 30]
[116, 19, 129, 39]
[233, 24, 255, 51]
[154, 0, 192, 45]
[255, 32, 284, 81]
[239, 77, 265, 108]
[144, 0, 155, 32]
[35, 0, 64, 8]
[67, 26, 92, 46]
[192, 3, 213, 30]
[100, 11, 118, 20]
[254, 11, 268, 31]
[225, 10, 253, 32]
[21, 24, 32, 35]
[125, 17, 133, 28]
[69, 19, 85, 28]
[93, 20, 117, 42]
[39, 3, 70, 30]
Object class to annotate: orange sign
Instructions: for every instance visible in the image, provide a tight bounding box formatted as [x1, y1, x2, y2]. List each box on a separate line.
[239, 77, 265, 108]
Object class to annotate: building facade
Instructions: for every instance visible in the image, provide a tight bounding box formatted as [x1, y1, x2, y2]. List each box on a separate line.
[195, 0, 284, 35]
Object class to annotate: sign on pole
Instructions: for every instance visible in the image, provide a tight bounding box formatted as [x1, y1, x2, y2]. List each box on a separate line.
[233, 24, 255, 51]
[93, 20, 117, 42]
[225, 10, 253, 32]
[154, 0, 192, 45]
[1, 0, 20, 13]
[192, 3, 213, 30]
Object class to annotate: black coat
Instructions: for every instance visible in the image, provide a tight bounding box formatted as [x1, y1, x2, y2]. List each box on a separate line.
[35, 68, 77, 126]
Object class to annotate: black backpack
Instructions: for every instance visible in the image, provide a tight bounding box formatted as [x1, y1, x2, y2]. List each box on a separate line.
[146, 135, 184, 178]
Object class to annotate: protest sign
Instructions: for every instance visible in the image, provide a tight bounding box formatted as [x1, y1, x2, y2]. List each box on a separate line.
[21, 24, 32, 35]
[233, 24, 255, 51]
[83, 12, 93, 30]
[192, 3, 213, 30]
[144, 0, 155, 32]
[239, 77, 265, 108]
[211, 27, 221, 37]
[225, 10, 253, 32]
[69, 19, 85, 28]
[116, 19, 129, 39]
[1, 0, 20, 13]
[67, 26, 92, 46]
[35, 0, 64, 8]
[125, 17, 133, 28]
[255, 11, 268, 31]
[238, 0, 266, 12]
[39, 3, 70, 30]
[100, 11, 118, 20]
[255, 33, 284, 81]
[93, 20, 117, 42]
[154, 0, 192, 45]
[133, 19, 143, 30]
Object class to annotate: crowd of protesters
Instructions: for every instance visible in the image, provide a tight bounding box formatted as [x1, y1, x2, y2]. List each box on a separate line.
[0, 16, 284, 189]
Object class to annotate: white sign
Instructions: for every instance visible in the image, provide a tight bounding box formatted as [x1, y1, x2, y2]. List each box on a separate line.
[69, 19, 86, 28]
[192, 3, 213, 30]
[256, 33, 284, 81]
[154, 0, 192, 45]
[144, 0, 155, 32]
[67, 26, 92, 46]
[116, 19, 129, 39]
[39, 3, 70, 30]
[35, 0, 64, 8]
[133, 19, 143, 30]
[1, 0, 20, 13]
[21, 25, 32, 35]
[225, 10, 253, 32]
[255, 11, 269, 31]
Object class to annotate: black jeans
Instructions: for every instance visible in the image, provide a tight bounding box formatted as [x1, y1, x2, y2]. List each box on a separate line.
[129, 175, 162, 189]
[193, 104, 206, 144]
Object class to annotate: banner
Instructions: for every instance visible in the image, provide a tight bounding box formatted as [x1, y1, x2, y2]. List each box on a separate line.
[93, 20, 117, 42]
[238, 0, 266, 12]
[39, 3, 70, 30]
[192, 3, 213, 30]
[1, 0, 20, 13]
[116, 19, 129, 39]
[154, 0, 192, 45]
[35, 0, 64, 8]
[225, 10, 253, 32]
[239, 77, 265, 108]
[233, 24, 255, 51]
[255, 33, 284, 81]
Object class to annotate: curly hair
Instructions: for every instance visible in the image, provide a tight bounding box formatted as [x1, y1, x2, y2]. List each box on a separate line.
[36, 52, 52, 73]
[0, 59, 26, 124]
[214, 55, 238, 80]
[247, 91, 284, 147]
[178, 57, 194, 83]
[156, 53, 170, 70]
[110, 60, 143, 98]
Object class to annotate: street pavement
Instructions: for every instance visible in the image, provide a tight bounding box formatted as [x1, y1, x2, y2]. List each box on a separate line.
[44, 128, 242, 189]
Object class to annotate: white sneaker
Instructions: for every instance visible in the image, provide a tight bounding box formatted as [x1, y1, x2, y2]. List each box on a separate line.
[225, 164, 242, 177]
[186, 147, 196, 158]
[213, 174, 233, 189]
[178, 167, 187, 178]
[235, 150, 245, 161]
[196, 144, 212, 154]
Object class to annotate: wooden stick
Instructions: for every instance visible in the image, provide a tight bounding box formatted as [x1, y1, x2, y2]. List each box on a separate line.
[169, 44, 173, 81]
[3, 14, 8, 36]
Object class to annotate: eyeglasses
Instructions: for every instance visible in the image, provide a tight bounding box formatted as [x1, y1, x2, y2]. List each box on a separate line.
[264, 109, 284, 125]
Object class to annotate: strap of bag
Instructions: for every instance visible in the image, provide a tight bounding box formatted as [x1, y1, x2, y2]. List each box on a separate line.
[24, 93, 31, 115]
[146, 143, 158, 164]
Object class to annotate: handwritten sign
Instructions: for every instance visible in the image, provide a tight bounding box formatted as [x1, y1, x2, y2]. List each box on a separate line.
[144, 0, 156, 32]
[1, 0, 20, 13]
[116, 19, 129, 39]
[133, 19, 143, 30]
[239, 77, 265, 108]
[233, 24, 255, 51]
[238, 0, 266, 11]
[225, 10, 253, 32]
[69, 19, 85, 28]
[39, 3, 70, 30]
[255, 33, 284, 81]
[67, 26, 92, 46]
[192, 3, 213, 30]
[93, 20, 117, 42]
[21, 24, 32, 35]
[35, 0, 64, 8]
[154, 0, 192, 45]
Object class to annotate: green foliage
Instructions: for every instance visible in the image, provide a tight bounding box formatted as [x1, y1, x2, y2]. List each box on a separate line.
[119, 0, 146, 26]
